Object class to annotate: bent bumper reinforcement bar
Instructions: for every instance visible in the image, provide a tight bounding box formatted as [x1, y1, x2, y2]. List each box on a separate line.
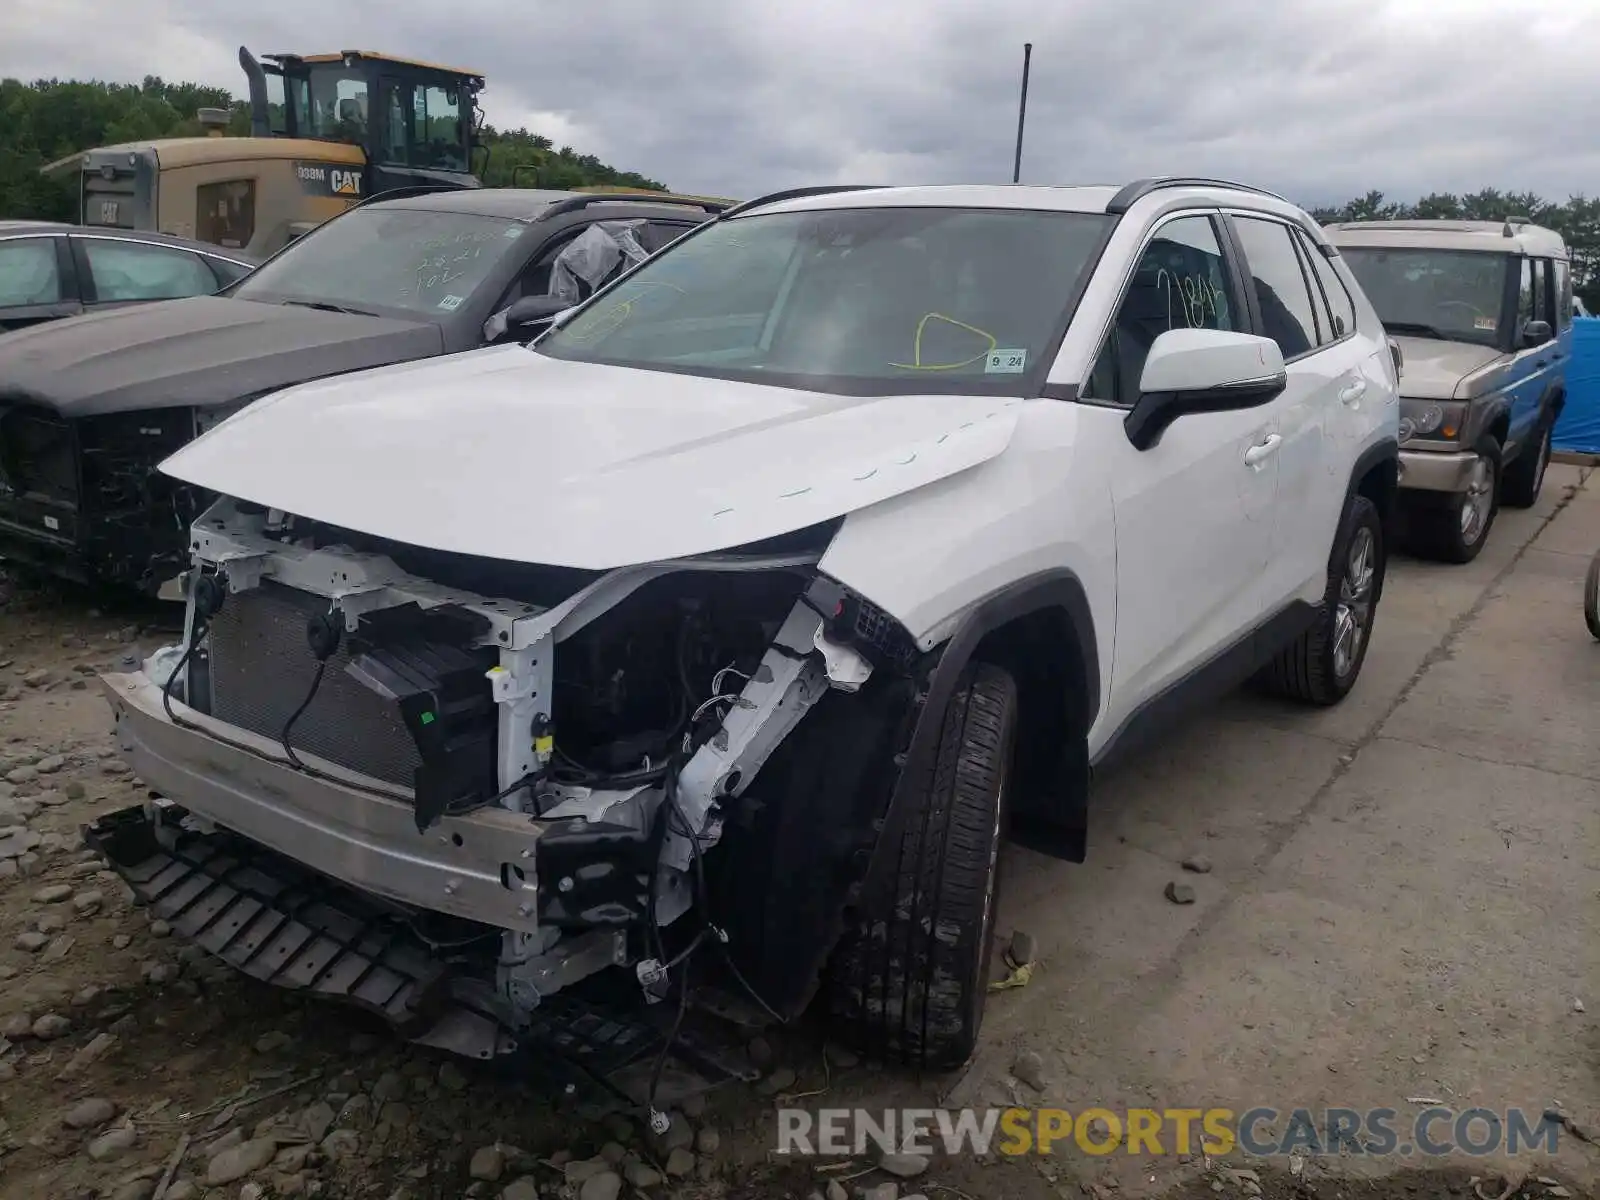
[99, 671, 546, 935]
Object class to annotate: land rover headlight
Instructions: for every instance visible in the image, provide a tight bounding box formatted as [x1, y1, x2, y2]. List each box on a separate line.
[1399, 399, 1467, 443]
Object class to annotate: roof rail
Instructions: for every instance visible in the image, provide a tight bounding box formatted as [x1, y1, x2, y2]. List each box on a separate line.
[1501, 214, 1533, 237]
[719, 184, 887, 219]
[1105, 177, 1289, 215]
[535, 192, 735, 220]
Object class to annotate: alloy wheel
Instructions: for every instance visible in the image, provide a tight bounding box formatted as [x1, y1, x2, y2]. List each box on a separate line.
[1333, 526, 1376, 680]
[1459, 458, 1494, 543]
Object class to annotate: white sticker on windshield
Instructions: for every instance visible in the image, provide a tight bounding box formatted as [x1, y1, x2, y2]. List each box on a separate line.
[503, 226, 524, 239]
[985, 349, 1027, 374]
[438, 295, 465, 312]
[1474, 316, 1496, 331]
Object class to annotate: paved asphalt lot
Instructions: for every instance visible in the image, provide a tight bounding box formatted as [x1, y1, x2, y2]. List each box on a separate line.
[925, 462, 1600, 1195]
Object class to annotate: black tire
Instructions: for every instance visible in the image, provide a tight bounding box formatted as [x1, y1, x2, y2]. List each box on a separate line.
[1258, 493, 1385, 707]
[825, 662, 1017, 1071]
[1585, 550, 1600, 641]
[1501, 420, 1552, 509]
[1407, 436, 1501, 564]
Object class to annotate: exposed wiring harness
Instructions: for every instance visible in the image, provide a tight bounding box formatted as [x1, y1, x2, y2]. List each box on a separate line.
[639, 732, 787, 1132]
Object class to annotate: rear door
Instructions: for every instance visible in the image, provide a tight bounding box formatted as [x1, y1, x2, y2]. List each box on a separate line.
[1223, 212, 1370, 614]
[0, 235, 82, 332]
[71, 236, 229, 310]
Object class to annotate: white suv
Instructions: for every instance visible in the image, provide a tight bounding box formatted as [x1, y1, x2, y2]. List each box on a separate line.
[92, 179, 1399, 1086]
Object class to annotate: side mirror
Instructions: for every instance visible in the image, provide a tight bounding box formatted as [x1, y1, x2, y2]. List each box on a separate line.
[487, 294, 576, 343]
[1124, 329, 1287, 451]
[1521, 319, 1552, 348]
[503, 294, 573, 328]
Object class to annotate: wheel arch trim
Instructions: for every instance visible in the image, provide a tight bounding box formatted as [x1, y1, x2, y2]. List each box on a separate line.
[859, 568, 1101, 883]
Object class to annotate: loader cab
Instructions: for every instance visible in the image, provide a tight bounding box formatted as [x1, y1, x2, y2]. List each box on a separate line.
[245, 49, 484, 194]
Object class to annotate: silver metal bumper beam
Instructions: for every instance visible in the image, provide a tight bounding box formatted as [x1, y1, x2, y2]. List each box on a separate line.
[100, 671, 544, 934]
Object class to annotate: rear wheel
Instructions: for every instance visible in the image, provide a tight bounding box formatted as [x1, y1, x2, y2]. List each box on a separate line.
[1502, 421, 1552, 509]
[1259, 492, 1384, 706]
[1407, 437, 1501, 564]
[826, 663, 1017, 1070]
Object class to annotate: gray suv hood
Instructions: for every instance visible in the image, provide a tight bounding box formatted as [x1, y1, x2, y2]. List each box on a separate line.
[0, 296, 444, 418]
[1391, 335, 1504, 401]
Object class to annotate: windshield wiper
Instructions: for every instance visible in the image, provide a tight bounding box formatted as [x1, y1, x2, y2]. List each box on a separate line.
[278, 299, 379, 317]
[1383, 321, 1448, 340]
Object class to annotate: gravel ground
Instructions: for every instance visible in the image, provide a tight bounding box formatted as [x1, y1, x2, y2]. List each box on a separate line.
[0, 466, 1595, 1200]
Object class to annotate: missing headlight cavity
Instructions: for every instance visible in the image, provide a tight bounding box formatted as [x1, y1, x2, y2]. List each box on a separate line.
[548, 568, 808, 780]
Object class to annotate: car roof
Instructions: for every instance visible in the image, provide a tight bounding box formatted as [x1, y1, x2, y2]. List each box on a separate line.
[372, 187, 724, 223]
[736, 179, 1312, 225]
[1323, 218, 1567, 259]
[0, 221, 257, 262]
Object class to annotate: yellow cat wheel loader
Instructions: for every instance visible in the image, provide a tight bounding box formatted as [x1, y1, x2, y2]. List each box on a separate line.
[42, 47, 485, 259]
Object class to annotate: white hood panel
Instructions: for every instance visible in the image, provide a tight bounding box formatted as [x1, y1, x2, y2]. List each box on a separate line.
[160, 347, 1021, 569]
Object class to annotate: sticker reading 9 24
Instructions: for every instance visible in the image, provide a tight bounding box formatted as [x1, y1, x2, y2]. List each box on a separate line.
[985, 348, 1027, 374]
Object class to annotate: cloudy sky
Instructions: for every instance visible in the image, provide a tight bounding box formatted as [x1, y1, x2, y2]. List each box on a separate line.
[3, 0, 1596, 209]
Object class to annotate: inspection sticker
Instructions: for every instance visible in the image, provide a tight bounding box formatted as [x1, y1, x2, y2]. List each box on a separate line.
[1474, 316, 1496, 331]
[437, 295, 465, 312]
[985, 348, 1027, 374]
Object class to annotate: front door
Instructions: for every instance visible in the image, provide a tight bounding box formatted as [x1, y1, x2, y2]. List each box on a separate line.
[0, 236, 81, 332]
[1503, 257, 1559, 457]
[1080, 211, 1279, 731]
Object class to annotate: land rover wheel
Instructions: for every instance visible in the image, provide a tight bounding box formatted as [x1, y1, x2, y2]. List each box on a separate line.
[1259, 492, 1385, 706]
[826, 662, 1017, 1071]
[1502, 421, 1552, 509]
[1410, 437, 1501, 564]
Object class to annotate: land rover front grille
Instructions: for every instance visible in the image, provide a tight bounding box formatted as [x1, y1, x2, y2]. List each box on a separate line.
[205, 582, 422, 787]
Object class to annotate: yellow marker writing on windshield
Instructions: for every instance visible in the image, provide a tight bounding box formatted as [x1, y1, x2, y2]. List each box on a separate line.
[888, 312, 997, 371]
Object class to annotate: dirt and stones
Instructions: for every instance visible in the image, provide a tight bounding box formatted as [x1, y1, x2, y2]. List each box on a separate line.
[1, 470, 1596, 1200]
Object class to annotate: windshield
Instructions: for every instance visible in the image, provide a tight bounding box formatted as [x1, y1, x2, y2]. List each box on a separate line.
[535, 206, 1113, 394]
[304, 66, 369, 142]
[236, 206, 527, 318]
[1340, 248, 1509, 347]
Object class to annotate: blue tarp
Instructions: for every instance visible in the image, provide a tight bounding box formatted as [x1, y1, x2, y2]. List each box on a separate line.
[1555, 316, 1600, 454]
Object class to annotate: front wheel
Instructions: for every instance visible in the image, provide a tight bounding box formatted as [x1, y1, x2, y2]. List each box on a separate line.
[1407, 437, 1501, 564]
[1258, 492, 1385, 706]
[1502, 422, 1552, 509]
[826, 663, 1017, 1071]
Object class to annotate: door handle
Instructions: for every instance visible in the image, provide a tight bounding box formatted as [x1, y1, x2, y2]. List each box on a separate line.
[1339, 379, 1367, 405]
[1243, 433, 1282, 468]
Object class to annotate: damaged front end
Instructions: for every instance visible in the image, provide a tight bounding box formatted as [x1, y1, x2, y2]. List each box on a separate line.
[91, 495, 924, 1093]
[0, 402, 219, 591]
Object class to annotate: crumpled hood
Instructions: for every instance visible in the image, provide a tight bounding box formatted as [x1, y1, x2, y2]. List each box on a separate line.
[159, 346, 1021, 570]
[0, 296, 444, 418]
[1391, 335, 1504, 401]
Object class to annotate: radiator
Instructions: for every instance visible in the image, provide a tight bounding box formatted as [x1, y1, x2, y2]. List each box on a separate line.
[205, 582, 422, 787]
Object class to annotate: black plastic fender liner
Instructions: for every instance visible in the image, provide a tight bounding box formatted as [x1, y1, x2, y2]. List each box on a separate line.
[859, 569, 1101, 879]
